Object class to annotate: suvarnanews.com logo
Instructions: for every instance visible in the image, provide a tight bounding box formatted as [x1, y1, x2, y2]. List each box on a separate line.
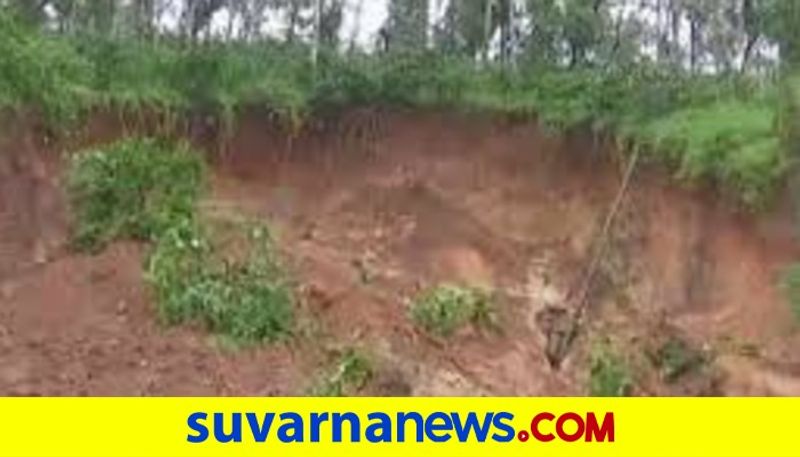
[186, 410, 615, 445]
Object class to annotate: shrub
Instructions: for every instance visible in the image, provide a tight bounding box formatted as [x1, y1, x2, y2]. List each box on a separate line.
[3, 11, 790, 209]
[634, 99, 784, 207]
[651, 337, 708, 383]
[0, 11, 91, 123]
[310, 349, 373, 397]
[69, 137, 293, 344]
[67, 138, 204, 252]
[410, 284, 494, 338]
[589, 345, 633, 397]
[77, 37, 186, 110]
[146, 220, 294, 345]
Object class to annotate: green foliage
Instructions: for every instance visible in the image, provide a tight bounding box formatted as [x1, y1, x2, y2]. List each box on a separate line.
[650, 338, 708, 384]
[67, 138, 204, 252]
[589, 345, 633, 397]
[410, 285, 494, 338]
[310, 349, 374, 397]
[77, 37, 187, 110]
[146, 220, 294, 345]
[68, 136, 293, 344]
[78, 38, 313, 122]
[780, 264, 800, 323]
[0, 8, 790, 209]
[635, 98, 784, 208]
[0, 11, 90, 123]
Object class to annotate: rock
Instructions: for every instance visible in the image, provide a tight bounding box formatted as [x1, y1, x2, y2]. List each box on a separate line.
[32, 241, 48, 265]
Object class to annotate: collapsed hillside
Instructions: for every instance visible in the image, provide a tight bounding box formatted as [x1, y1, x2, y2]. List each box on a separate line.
[1, 109, 799, 396]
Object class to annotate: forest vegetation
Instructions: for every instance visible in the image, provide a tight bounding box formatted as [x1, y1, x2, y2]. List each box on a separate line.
[4, 1, 800, 397]
[1, 0, 800, 207]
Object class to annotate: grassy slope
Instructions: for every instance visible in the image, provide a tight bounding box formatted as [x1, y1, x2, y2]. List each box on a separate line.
[0, 13, 787, 208]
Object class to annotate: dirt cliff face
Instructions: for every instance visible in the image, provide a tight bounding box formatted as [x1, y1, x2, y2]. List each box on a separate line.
[1, 109, 799, 396]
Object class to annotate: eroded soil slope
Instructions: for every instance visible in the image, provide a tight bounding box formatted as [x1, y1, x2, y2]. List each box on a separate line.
[2, 110, 799, 395]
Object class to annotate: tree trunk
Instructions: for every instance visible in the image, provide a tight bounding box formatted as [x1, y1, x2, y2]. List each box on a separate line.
[484, 0, 494, 63]
[312, 0, 323, 69]
[740, 34, 758, 74]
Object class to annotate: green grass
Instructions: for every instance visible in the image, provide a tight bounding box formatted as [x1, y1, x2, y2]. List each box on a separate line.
[68, 137, 294, 345]
[0, 12, 91, 124]
[633, 99, 783, 208]
[1, 8, 792, 209]
[650, 337, 708, 384]
[310, 349, 373, 397]
[146, 220, 294, 344]
[67, 138, 204, 252]
[589, 344, 633, 397]
[410, 284, 495, 338]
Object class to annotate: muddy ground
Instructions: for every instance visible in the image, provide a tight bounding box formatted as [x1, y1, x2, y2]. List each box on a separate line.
[1, 109, 800, 396]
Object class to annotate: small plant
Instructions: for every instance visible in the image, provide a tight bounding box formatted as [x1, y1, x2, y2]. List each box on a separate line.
[589, 344, 633, 397]
[69, 136, 293, 344]
[311, 349, 373, 397]
[67, 138, 204, 252]
[780, 264, 800, 323]
[410, 284, 495, 338]
[146, 220, 294, 345]
[650, 337, 708, 383]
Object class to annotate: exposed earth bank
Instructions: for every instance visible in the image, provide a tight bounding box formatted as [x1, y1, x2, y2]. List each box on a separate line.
[2, 109, 799, 396]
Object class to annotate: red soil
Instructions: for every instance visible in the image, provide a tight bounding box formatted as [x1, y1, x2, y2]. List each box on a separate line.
[1, 109, 798, 396]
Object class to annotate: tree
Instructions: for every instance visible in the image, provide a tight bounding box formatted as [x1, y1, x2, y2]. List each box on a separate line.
[560, 0, 610, 67]
[3, 0, 50, 26]
[319, 0, 344, 48]
[524, 0, 563, 65]
[384, 0, 429, 52]
[137, 0, 157, 38]
[181, 0, 226, 41]
[278, 0, 312, 44]
[432, 0, 492, 58]
[761, 0, 800, 67]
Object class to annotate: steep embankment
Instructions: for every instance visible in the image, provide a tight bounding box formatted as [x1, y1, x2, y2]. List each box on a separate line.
[1, 110, 799, 396]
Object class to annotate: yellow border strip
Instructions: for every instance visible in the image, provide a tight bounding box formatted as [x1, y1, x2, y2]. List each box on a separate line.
[0, 398, 796, 457]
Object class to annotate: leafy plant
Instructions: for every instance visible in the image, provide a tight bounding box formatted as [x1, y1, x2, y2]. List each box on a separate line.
[310, 349, 373, 397]
[68, 136, 293, 344]
[589, 345, 633, 397]
[2, 9, 791, 209]
[410, 284, 495, 338]
[634, 98, 784, 207]
[146, 220, 294, 345]
[650, 337, 708, 384]
[67, 138, 204, 252]
[0, 11, 91, 124]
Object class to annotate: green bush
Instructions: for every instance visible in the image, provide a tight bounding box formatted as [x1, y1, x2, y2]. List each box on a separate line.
[77, 37, 186, 110]
[67, 138, 204, 252]
[3, 10, 791, 209]
[589, 345, 633, 397]
[146, 221, 294, 344]
[651, 338, 708, 383]
[68, 137, 293, 344]
[635, 99, 784, 207]
[310, 349, 373, 397]
[0, 12, 91, 123]
[410, 285, 494, 338]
